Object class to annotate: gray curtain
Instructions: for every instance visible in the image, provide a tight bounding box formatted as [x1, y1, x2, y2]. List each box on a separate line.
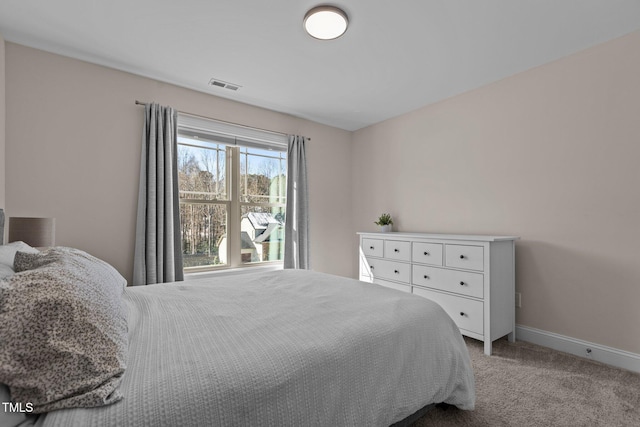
[133, 103, 184, 285]
[284, 135, 310, 269]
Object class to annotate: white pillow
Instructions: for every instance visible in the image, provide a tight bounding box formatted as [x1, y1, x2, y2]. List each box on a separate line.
[0, 264, 14, 280]
[0, 241, 40, 268]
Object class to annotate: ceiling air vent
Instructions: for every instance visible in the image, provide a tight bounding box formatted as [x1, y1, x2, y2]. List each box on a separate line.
[208, 78, 241, 91]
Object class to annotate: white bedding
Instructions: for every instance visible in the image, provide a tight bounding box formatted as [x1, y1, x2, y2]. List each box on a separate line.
[38, 269, 474, 426]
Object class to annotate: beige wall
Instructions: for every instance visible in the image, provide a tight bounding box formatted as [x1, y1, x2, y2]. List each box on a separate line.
[5, 31, 640, 355]
[351, 31, 640, 354]
[4, 42, 353, 282]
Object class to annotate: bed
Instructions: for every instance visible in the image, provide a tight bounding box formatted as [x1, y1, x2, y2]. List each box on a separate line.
[0, 243, 475, 427]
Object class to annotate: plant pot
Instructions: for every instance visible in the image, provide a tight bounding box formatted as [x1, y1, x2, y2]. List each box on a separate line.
[380, 224, 392, 233]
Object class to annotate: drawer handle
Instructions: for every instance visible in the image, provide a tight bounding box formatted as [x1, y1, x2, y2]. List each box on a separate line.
[460, 312, 466, 317]
[460, 281, 465, 286]
[394, 270, 399, 274]
[370, 266, 374, 270]
[370, 246, 374, 250]
[423, 251, 429, 256]
[459, 255, 465, 259]
[423, 275, 429, 279]
[394, 248, 399, 252]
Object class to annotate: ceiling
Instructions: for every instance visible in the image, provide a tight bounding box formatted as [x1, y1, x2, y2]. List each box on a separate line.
[1, 1, 639, 131]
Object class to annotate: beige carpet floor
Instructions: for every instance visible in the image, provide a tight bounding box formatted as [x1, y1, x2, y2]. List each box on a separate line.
[412, 337, 640, 426]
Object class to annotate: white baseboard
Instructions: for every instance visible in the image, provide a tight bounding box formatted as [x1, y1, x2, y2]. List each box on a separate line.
[516, 325, 640, 374]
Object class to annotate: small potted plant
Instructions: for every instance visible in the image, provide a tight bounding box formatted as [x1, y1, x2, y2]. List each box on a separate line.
[375, 213, 393, 232]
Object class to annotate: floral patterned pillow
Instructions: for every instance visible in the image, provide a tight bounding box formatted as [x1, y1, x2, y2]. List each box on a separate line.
[13, 250, 57, 272]
[0, 241, 39, 268]
[0, 247, 128, 413]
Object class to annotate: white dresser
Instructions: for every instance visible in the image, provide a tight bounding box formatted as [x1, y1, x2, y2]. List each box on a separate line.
[358, 232, 519, 355]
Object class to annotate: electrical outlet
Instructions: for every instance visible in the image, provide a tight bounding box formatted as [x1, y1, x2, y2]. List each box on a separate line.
[515, 292, 522, 308]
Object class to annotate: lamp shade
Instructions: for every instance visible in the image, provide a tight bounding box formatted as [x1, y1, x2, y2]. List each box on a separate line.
[9, 217, 56, 247]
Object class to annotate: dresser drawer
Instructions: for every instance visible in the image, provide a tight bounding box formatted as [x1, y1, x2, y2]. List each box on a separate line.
[412, 242, 443, 266]
[384, 240, 411, 261]
[445, 244, 484, 271]
[362, 238, 383, 258]
[367, 259, 410, 284]
[359, 254, 372, 278]
[413, 288, 484, 335]
[373, 278, 411, 293]
[412, 265, 484, 299]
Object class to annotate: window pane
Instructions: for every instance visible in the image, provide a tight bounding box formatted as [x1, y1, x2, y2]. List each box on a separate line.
[178, 139, 227, 201]
[177, 132, 288, 271]
[239, 147, 286, 204]
[240, 205, 285, 264]
[180, 203, 228, 268]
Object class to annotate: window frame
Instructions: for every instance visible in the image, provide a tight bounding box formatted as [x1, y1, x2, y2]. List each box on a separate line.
[177, 114, 288, 273]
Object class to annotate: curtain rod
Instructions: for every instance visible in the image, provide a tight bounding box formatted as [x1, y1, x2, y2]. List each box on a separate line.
[135, 100, 309, 141]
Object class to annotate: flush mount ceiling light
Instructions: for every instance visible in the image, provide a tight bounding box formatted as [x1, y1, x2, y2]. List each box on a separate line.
[304, 5, 348, 40]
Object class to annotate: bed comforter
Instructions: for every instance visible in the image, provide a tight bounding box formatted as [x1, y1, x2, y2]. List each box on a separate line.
[38, 269, 474, 426]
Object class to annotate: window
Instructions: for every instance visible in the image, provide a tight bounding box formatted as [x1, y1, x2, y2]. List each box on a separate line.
[177, 114, 288, 271]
